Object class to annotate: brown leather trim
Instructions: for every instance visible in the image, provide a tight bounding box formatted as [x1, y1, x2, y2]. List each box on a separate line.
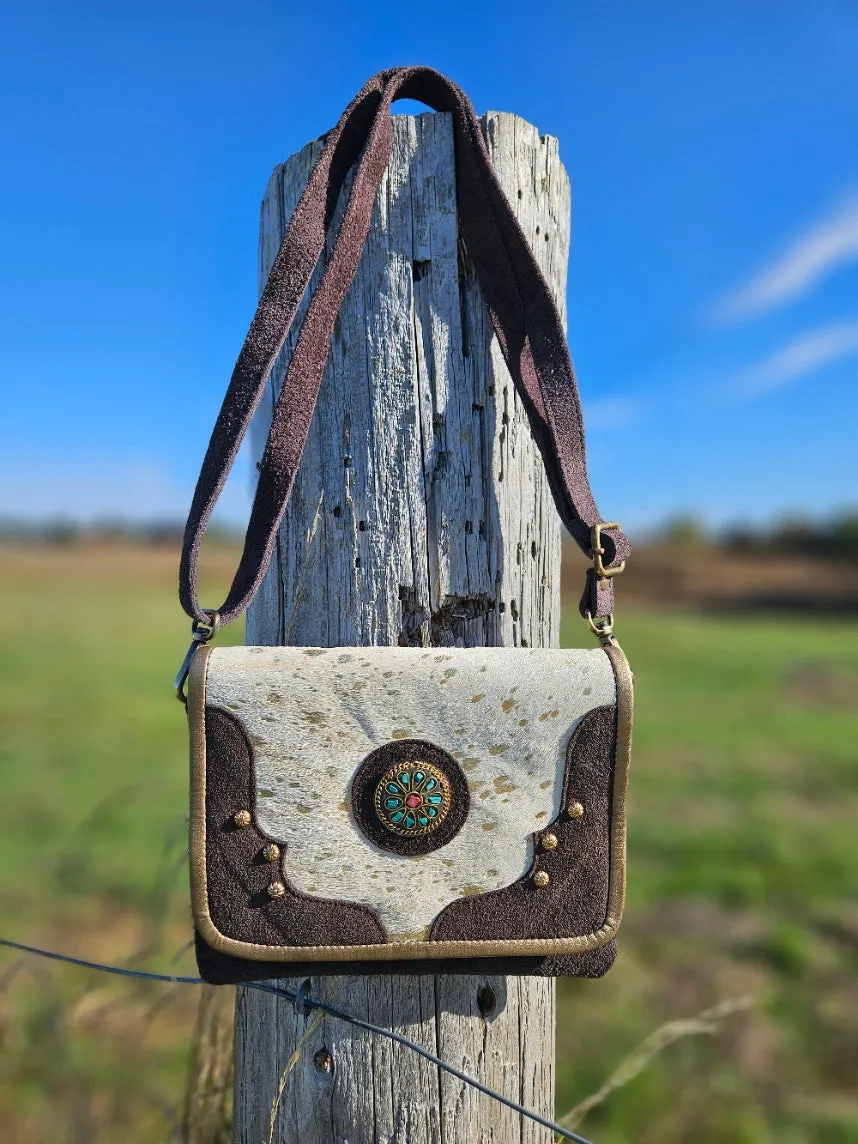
[428, 704, 616, 942]
[201, 706, 387, 948]
[188, 642, 633, 963]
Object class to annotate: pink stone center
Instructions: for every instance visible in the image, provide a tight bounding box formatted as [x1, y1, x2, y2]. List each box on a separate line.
[405, 794, 422, 809]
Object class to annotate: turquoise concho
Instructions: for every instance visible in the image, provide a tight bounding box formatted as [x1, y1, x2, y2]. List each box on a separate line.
[374, 760, 450, 836]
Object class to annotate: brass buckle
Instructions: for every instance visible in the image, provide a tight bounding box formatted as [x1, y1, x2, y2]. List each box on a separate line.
[590, 521, 626, 590]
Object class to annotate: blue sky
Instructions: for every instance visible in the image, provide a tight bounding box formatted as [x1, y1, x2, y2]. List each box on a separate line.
[0, 1, 855, 533]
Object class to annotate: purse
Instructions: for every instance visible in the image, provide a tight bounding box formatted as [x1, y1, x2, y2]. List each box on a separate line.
[176, 66, 633, 984]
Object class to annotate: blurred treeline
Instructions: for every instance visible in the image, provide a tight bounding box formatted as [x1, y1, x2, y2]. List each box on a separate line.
[660, 509, 858, 561]
[2, 508, 857, 561]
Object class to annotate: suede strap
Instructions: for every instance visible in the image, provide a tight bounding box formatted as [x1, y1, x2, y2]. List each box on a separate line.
[179, 66, 629, 628]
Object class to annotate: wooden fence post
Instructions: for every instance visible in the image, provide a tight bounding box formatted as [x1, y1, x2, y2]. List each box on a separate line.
[234, 106, 570, 1144]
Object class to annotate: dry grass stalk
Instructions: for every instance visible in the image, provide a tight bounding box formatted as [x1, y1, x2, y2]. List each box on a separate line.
[266, 1005, 328, 1144]
[555, 995, 755, 1136]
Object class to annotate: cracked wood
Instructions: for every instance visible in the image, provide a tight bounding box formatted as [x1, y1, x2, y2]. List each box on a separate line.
[235, 107, 570, 1144]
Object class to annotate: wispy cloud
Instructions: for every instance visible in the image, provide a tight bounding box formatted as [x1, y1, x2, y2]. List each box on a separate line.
[712, 195, 858, 324]
[0, 455, 253, 522]
[732, 321, 858, 398]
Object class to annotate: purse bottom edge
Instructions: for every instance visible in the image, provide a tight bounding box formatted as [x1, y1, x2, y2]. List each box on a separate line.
[193, 928, 617, 983]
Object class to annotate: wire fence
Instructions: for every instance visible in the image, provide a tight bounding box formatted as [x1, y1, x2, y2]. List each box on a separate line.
[0, 935, 595, 1144]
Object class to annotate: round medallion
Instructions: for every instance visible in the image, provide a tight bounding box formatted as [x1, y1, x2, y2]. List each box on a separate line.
[374, 760, 450, 836]
[351, 738, 469, 856]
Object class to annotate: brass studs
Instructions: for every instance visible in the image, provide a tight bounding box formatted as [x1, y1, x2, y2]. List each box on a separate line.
[266, 881, 286, 900]
[540, 832, 558, 852]
[261, 843, 281, 863]
[532, 870, 550, 889]
[565, 800, 584, 820]
[233, 809, 252, 828]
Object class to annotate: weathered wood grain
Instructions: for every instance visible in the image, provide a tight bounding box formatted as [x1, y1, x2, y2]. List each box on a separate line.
[183, 984, 234, 1144]
[235, 107, 571, 1144]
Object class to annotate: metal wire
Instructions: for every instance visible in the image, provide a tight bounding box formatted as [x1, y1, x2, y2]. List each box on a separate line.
[0, 935, 595, 1144]
[0, 936, 203, 984]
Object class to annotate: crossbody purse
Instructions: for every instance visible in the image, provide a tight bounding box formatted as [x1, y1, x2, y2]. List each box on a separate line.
[176, 66, 633, 984]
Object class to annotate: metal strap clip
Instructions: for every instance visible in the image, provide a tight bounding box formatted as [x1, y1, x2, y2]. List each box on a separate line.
[174, 611, 221, 703]
[585, 610, 616, 646]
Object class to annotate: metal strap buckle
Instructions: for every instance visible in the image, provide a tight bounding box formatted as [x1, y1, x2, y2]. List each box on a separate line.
[590, 521, 626, 590]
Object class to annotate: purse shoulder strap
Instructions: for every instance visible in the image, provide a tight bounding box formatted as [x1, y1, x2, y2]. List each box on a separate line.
[179, 66, 629, 630]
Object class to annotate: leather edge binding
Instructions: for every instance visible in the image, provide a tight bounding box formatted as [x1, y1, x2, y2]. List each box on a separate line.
[188, 643, 633, 962]
[188, 642, 214, 948]
[600, 641, 634, 935]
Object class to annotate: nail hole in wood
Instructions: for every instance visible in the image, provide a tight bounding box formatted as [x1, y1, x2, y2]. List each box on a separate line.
[333, 505, 342, 518]
[477, 984, 497, 1018]
[358, 520, 367, 531]
[313, 1047, 334, 1074]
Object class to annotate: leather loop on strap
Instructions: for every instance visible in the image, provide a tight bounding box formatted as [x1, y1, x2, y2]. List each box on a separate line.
[179, 66, 629, 627]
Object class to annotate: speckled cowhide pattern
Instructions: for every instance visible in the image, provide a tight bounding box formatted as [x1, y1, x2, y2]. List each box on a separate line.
[202, 645, 616, 941]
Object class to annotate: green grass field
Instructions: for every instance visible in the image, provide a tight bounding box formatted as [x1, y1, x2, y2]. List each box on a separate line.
[1, 544, 856, 1143]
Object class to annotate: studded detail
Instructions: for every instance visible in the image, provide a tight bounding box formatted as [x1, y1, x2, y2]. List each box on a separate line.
[261, 843, 281, 863]
[532, 870, 550, 889]
[266, 881, 286, 900]
[374, 760, 450, 836]
[565, 800, 584, 820]
[233, 809, 252, 828]
[540, 832, 558, 852]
